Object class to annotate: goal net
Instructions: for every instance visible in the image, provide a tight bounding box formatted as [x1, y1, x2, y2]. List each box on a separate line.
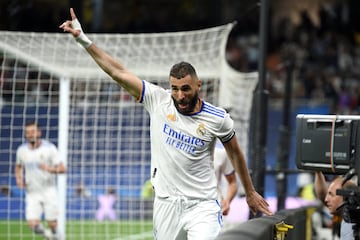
[0, 23, 258, 240]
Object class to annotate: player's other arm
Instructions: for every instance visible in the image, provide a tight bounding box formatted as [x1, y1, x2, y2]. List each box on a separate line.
[39, 146, 67, 174]
[15, 164, 24, 188]
[59, 8, 142, 100]
[223, 136, 272, 216]
[40, 162, 67, 174]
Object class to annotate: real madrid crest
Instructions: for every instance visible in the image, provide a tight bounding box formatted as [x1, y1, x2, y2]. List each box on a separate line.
[196, 123, 206, 136]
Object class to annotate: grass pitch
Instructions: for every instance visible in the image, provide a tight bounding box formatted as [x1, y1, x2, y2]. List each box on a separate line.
[0, 220, 153, 240]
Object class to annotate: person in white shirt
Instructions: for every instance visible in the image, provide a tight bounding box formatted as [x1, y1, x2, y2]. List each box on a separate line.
[15, 121, 66, 240]
[60, 8, 272, 239]
[213, 141, 238, 218]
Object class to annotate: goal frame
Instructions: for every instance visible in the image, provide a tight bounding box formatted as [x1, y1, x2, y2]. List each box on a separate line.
[0, 22, 259, 239]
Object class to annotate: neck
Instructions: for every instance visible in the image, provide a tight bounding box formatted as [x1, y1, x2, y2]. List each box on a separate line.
[191, 98, 202, 114]
[29, 140, 41, 149]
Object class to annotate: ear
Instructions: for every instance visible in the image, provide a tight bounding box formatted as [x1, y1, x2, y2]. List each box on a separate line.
[197, 79, 202, 88]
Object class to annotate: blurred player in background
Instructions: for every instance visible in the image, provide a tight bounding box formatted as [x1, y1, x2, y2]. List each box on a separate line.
[213, 139, 238, 226]
[60, 8, 272, 240]
[214, 138, 249, 229]
[214, 140, 238, 217]
[15, 121, 66, 240]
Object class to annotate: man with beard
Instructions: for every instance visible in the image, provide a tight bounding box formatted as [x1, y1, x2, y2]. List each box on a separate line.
[60, 8, 272, 240]
[15, 121, 66, 240]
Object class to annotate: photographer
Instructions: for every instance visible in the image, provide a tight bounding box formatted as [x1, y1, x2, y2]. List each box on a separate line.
[314, 172, 357, 240]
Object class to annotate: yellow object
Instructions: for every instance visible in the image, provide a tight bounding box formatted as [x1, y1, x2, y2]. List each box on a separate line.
[306, 207, 317, 240]
[141, 179, 154, 199]
[275, 221, 294, 240]
[300, 184, 315, 200]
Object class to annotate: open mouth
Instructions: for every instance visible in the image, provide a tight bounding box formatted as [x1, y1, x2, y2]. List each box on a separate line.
[178, 103, 188, 109]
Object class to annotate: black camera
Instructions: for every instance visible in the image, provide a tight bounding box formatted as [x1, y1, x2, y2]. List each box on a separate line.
[295, 114, 360, 239]
[337, 182, 360, 239]
[295, 114, 360, 174]
[337, 186, 360, 223]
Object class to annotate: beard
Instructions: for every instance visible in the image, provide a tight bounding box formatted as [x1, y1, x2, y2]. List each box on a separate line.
[27, 137, 39, 147]
[172, 91, 199, 115]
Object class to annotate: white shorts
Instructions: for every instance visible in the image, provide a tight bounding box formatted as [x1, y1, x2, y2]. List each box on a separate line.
[26, 187, 59, 221]
[153, 196, 222, 240]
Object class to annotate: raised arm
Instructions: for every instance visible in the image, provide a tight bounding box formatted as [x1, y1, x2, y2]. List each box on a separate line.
[59, 8, 143, 100]
[223, 136, 272, 216]
[314, 171, 328, 204]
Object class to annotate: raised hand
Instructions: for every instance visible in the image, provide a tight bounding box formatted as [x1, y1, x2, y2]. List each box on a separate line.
[59, 8, 92, 48]
[59, 8, 80, 37]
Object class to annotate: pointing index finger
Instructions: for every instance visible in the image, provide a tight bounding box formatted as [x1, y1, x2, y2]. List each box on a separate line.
[70, 8, 77, 20]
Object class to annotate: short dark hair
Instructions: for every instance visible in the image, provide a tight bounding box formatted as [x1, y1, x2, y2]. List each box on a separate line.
[25, 120, 39, 128]
[169, 61, 198, 79]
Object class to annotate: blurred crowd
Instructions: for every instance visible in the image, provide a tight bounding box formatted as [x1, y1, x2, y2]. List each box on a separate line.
[226, 2, 360, 115]
[1, 1, 360, 115]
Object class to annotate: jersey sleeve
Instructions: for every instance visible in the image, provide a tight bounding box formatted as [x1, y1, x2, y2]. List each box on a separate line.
[139, 80, 169, 114]
[217, 112, 235, 143]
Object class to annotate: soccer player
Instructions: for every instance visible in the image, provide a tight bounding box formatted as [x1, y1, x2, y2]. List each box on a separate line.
[60, 8, 272, 239]
[15, 121, 66, 240]
[213, 140, 238, 217]
[214, 138, 250, 230]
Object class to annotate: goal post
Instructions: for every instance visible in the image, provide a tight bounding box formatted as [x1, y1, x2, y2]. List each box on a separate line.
[57, 76, 70, 238]
[0, 23, 258, 239]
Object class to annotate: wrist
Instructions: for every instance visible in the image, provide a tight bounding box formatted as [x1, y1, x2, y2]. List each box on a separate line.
[245, 188, 256, 196]
[71, 18, 92, 48]
[75, 32, 92, 48]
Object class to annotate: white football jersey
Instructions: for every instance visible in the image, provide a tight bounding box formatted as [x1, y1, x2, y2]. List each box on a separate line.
[16, 140, 60, 193]
[140, 80, 235, 199]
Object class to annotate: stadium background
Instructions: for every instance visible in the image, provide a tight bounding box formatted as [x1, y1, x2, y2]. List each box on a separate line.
[1, 0, 360, 239]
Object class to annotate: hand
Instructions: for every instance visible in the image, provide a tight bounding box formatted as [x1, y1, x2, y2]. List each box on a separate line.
[39, 163, 59, 174]
[59, 8, 92, 48]
[246, 191, 273, 216]
[39, 163, 50, 172]
[221, 199, 231, 216]
[59, 8, 81, 37]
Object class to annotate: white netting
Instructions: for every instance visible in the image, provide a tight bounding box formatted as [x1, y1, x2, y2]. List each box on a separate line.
[0, 23, 258, 240]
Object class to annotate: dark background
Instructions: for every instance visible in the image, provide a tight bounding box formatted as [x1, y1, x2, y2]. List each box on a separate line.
[1, 0, 360, 73]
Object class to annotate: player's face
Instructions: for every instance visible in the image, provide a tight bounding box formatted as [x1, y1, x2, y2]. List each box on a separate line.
[325, 181, 343, 214]
[170, 74, 201, 115]
[25, 124, 41, 146]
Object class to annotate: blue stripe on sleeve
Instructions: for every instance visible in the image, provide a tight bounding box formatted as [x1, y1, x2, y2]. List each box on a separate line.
[139, 80, 146, 103]
[202, 104, 225, 118]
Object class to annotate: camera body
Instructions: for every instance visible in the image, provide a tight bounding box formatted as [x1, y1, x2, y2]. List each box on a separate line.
[296, 114, 360, 232]
[296, 114, 360, 174]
